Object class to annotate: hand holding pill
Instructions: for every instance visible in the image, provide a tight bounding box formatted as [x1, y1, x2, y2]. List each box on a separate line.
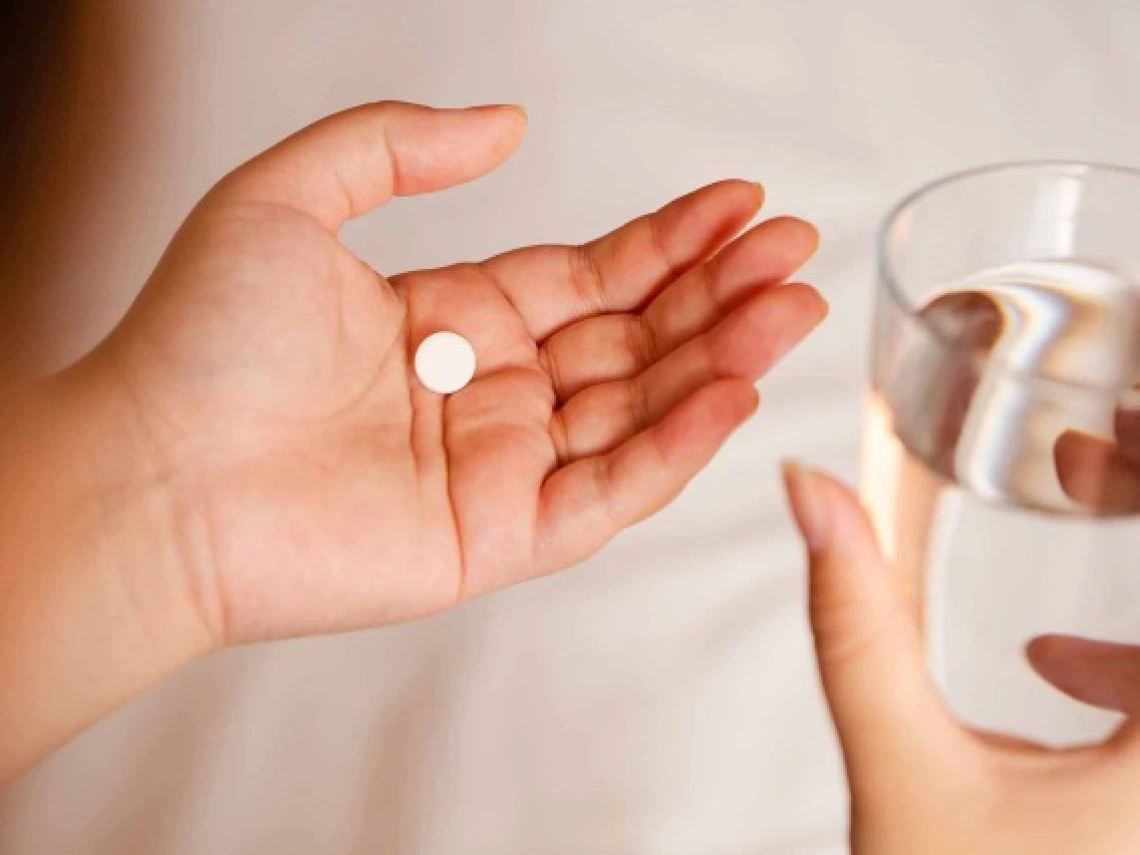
[1, 102, 826, 775]
[94, 101, 826, 642]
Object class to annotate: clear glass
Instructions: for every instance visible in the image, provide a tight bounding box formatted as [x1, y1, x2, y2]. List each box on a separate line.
[864, 162, 1140, 745]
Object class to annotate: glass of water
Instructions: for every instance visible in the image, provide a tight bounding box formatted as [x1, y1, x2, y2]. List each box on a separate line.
[863, 162, 1140, 746]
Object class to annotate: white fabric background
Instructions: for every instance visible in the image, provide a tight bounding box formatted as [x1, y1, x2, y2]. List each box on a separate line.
[2, 1, 1138, 852]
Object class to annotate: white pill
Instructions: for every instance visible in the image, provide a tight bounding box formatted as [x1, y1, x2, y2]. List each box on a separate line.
[414, 331, 477, 395]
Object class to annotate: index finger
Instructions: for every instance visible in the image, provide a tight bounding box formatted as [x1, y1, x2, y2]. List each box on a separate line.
[481, 180, 764, 340]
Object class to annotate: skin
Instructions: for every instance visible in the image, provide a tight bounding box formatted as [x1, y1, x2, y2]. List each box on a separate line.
[1029, 408, 1140, 714]
[0, 102, 827, 782]
[784, 464, 1140, 853]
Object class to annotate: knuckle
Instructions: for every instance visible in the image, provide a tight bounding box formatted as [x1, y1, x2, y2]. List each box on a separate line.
[625, 314, 658, 369]
[809, 596, 883, 668]
[645, 211, 673, 276]
[624, 379, 652, 434]
[570, 244, 609, 314]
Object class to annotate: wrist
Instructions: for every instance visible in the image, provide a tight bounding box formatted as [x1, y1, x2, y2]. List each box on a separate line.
[0, 356, 217, 779]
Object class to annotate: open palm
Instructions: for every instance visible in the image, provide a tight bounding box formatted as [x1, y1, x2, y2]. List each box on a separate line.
[100, 103, 824, 643]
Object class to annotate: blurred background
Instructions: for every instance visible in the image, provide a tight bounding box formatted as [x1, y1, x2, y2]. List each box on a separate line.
[1, 1, 1137, 852]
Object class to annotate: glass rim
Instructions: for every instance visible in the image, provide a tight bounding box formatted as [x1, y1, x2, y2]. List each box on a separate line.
[876, 159, 1140, 398]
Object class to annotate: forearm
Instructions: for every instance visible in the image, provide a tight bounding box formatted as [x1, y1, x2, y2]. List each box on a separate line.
[0, 362, 214, 783]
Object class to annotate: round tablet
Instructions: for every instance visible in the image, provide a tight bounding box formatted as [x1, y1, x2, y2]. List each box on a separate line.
[414, 331, 477, 394]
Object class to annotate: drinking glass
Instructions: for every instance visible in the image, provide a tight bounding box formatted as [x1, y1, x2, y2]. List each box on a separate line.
[863, 162, 1140, 745]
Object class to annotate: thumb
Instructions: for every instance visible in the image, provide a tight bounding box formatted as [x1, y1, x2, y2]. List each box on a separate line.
[210, 101, 527, 231]
[782, 462, 963, 790]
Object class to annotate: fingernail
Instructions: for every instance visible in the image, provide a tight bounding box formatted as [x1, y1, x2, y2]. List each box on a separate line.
[781, 459, 831, 552]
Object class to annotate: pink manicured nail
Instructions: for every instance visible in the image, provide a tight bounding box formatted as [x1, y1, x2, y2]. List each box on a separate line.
[781, 459, 831, 552]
